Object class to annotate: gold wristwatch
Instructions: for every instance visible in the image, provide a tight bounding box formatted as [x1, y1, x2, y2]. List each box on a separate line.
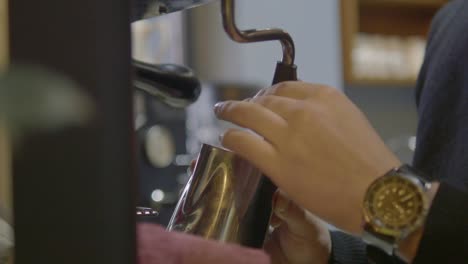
[362, 165, 431, 256]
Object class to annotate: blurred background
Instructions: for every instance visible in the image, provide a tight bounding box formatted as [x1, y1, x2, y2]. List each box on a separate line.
[131, 0, 446, 225]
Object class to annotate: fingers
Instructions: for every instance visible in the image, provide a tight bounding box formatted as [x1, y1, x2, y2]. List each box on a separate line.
[188, 159, 197, 175]
[270, 190, 286, 228]
[269, 213, 282, 229]
[254, 81, 333, 101]
[263, 233, 288, 264]
[214, 101, 287, 143]
[273, 191, 320, 240]
[220, 128, 277, 174]
[248, 95, 301, 121]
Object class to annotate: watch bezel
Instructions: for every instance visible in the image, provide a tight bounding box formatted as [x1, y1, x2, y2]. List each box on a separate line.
[363, 168, 431, 240]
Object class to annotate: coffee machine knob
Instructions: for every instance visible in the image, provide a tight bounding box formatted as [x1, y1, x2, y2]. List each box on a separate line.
[144, 125, 175, 168]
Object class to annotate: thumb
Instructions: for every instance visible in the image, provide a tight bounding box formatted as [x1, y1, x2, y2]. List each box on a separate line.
[187, 159, 197, 175]
[273, 191, 321, 240]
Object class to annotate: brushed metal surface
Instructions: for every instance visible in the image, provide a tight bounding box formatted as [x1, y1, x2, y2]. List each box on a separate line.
[167, 144, 274, 248]
[132, 0, 216, 21]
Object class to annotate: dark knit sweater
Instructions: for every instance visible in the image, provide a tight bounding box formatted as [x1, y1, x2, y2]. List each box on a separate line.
[330, 0, 468, 263]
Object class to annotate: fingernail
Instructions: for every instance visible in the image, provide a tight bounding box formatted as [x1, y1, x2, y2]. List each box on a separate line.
[254, 88, 267, 98]
[214, 102, 224, 115]
[274, 193, 290, 215]
[269, 214, 283, 229]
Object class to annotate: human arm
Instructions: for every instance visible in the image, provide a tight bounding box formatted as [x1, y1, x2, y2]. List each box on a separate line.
[364, 181, 468, 263]
[214, 82, 401, 233]
[264, 189, 370, 264]
[213, 82, 452, 263]
[264, 190, 332, 264]
[411, 182, 468, 263]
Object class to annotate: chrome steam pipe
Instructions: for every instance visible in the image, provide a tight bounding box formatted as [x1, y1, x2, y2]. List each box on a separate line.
[221, 0, 295, 66]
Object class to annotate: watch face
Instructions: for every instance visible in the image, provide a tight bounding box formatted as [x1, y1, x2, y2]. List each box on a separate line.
[364, 175, 426, 235]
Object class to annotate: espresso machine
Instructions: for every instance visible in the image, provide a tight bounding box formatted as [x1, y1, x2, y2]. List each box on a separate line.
[134, 0, 298, 247]
[135, 2, 298, 243]
[166, 0, 298, 248]
[7, 0, 297, 263]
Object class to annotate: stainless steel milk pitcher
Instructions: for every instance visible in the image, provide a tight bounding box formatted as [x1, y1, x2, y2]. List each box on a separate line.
[167, 144, 275, 247]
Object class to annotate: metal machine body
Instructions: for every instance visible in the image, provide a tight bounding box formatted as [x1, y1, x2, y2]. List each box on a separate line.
[132, 0, 216, 21]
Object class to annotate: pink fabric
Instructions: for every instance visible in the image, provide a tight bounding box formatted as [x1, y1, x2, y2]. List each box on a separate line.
[137, 223, 271, 264]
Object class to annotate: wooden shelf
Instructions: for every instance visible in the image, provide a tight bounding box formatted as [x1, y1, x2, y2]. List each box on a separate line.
[341, 0, 446, 87]
[348, 77, 418, 87]
[360, 0, 447, 8]
[359, 4, 436, 36]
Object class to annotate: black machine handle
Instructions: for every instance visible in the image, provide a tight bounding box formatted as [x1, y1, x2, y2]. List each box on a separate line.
[272, 61, 298, 85]
[246, 62, 298, 248]
[133, 60, 201, 108]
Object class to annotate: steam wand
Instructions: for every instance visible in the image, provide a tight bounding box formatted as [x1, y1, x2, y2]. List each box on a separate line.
[220, 0, 299, 246]
[221, 0, 298, 84]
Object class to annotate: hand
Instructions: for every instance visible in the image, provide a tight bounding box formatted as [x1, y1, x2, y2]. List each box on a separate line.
[188, 160, 332, 264]
[214, 81, 401, 234]
[264, 190, 331, 264]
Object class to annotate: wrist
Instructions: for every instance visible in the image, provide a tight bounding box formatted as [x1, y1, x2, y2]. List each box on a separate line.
[361, 164, 433, 259]
[353, 160, 403, 234]
[396, 182, 439, 262]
